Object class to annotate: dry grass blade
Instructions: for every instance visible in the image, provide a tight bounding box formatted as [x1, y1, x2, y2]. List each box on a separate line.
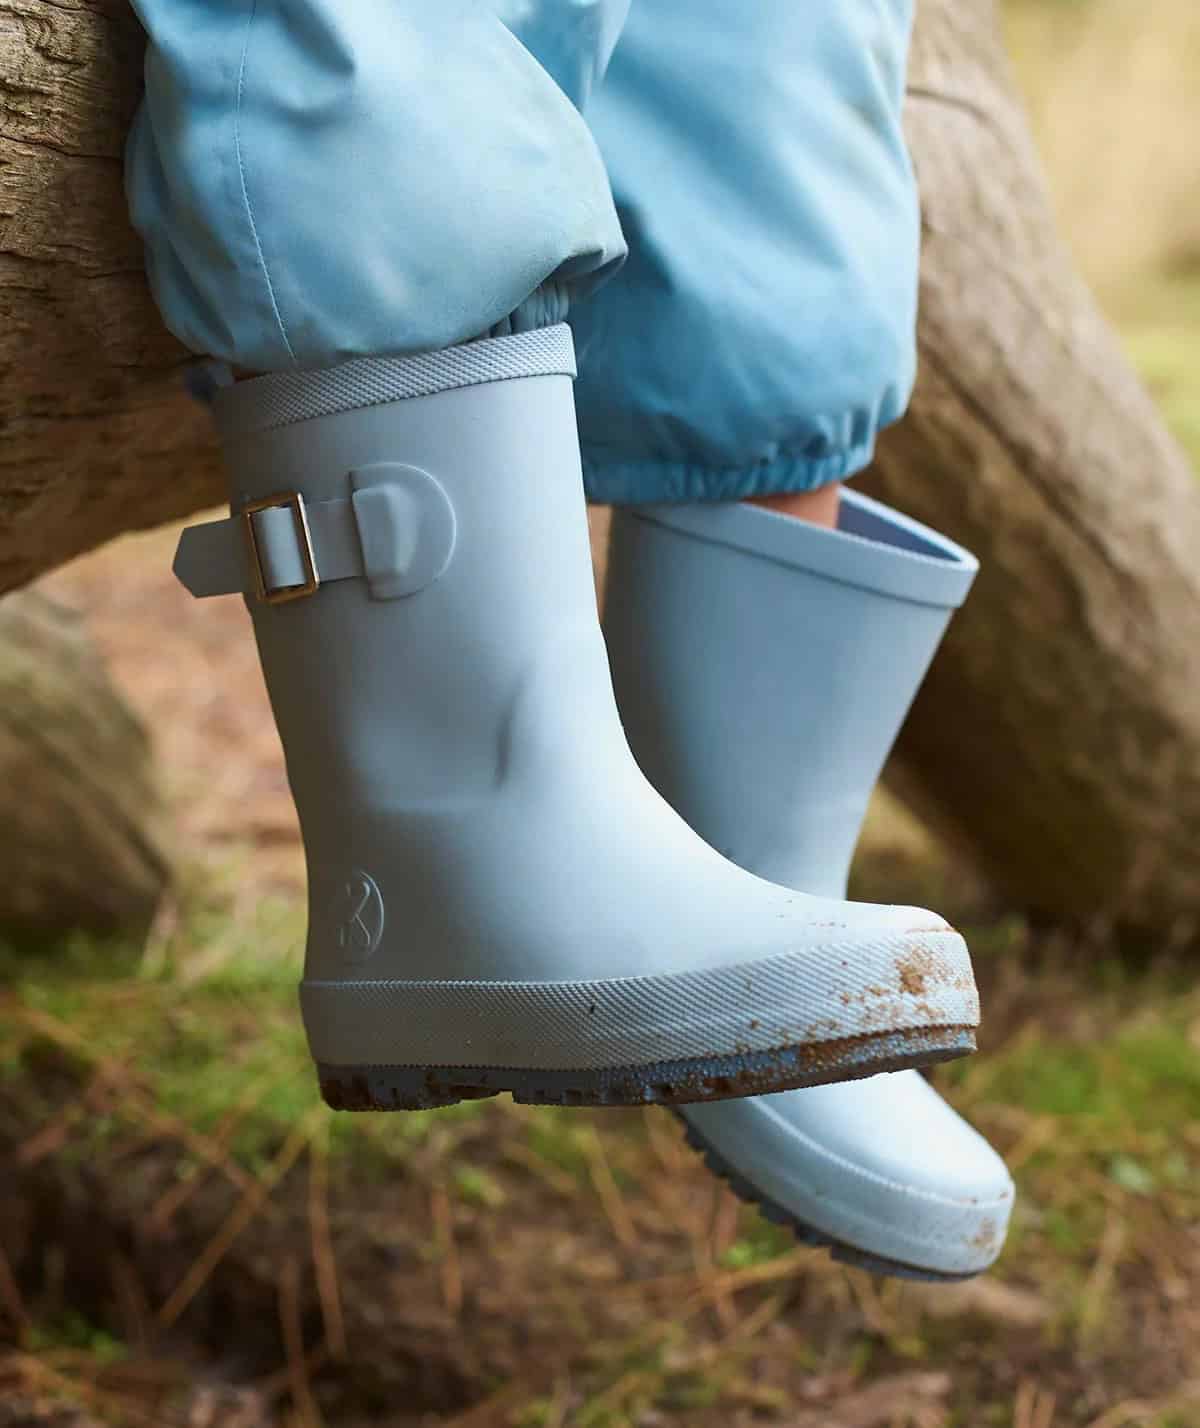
[846, 1268, 897, 1341]
[711, 1183, 741, 1268]
[578, 1365, 656, 1421]
[631, 1247, 812, 1306]
[687, 1182, 737, 1333]
[497, 1139, 579, 1198]
[539, 1377, 573, 1428]
[16, 1059, 124, 1168]
[6, 1349, 164, 1428]
[579, 1124, 638, 1250]
[0, 1243, 31, 1346]
[307, 1127, 346, 1361]
[17, 1100, 85, 1169]
[642, 1103, 690, 1176]
[157, 1105, 326, 1328]
[127, 1098, 262, 1198]
[1002, 1112, 1062, 1175]
[430, 1179, 464, 1318]
[816, 1371, 951, 1428]
[279, 1254, 322, 1428]
[905, 1277, 1052, 1329]
[1085, 1380, 1200, 1428]
[108, 1248, 151, 1354]
[148, 1068, 282, 1231]
[253, 1345, 330, 1407]
[720, 1291, 785, 1346]
[1085, 1403, 1156, 1428]
[138, 890, 180, 982]
[666, 1292, 788, 1395]
[1079, 1203, 1127, 1342]
[1014, 1378, 1059, 1428]
[438, 1381, 529, 1428]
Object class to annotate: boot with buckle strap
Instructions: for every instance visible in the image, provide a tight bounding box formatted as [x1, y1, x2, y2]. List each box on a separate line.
[602, 494, 1014, 1277]
[173, 326, 979, 1111]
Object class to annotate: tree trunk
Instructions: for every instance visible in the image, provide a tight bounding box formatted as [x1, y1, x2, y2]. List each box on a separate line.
[0, 0, 223, 594]
[859, 0, 1200, 939]
[0, 590, 170, 940]
[1, 0, 1197, 937]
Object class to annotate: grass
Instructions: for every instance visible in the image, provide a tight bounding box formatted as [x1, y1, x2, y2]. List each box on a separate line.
[3, 867, 1200, 1426]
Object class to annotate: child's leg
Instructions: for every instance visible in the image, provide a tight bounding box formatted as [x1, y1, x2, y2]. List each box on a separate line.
[580, 3, 1009, 1280]
[572, 0, 920, 506]
[125, 0, 631, 373]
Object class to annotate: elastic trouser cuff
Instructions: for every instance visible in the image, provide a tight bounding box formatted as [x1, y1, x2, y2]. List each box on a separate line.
[582, 439, 877, 506]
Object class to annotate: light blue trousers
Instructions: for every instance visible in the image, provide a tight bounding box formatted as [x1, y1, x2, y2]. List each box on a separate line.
[126, 1, 919, 501]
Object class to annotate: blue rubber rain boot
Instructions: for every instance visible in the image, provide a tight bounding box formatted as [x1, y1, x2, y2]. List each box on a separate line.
[604, 492, 1014, 1278]
[171, 330, 979, 1111]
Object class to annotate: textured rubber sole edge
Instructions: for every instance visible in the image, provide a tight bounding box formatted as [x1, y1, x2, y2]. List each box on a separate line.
[300, 928, 978, 1071]
[677, 1112, 986, 1283]
[317, 1023, 975, 1112]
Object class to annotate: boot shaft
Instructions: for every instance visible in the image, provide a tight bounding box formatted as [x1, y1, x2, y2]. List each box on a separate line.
[603, 493, 977, 895]
[205, 337, 614, 816]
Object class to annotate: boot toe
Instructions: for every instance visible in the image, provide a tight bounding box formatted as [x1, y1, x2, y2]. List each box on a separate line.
[682, 1070, 1014, 1278]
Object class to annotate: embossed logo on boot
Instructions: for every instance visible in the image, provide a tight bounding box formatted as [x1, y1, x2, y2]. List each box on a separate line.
[332, 870, 385, 963]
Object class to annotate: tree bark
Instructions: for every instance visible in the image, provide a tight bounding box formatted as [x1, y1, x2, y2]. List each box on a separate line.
[0, 589, 170, 940]
[0, 0, 222, 594]
[859, 0, 1200, 939]
[1, 0, 1197, 937]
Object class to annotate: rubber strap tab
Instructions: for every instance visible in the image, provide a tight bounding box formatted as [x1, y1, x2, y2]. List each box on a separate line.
[173, 466, 456, 603]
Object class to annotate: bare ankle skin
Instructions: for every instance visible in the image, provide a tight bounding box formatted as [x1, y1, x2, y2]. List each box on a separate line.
[745, 482, 841, 529]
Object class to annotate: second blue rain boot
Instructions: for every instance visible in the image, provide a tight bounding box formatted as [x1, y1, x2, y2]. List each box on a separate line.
[604, 492, 1014, 1277]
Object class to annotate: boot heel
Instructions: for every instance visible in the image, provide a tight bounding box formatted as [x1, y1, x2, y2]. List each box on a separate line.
[318, 1066, 498, 1112]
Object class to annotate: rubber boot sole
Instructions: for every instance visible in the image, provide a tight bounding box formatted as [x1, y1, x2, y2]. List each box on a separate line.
[677, 1112, 983, 1283]
[316, 1022, 974, 1112]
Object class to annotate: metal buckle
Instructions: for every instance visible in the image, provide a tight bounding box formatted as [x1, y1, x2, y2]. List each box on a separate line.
[242, 492, 320, 604]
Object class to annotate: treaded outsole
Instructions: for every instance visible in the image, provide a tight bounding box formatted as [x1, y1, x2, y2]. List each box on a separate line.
[317, 1023, 975, 1112]
[677, 1113, 982, 1283]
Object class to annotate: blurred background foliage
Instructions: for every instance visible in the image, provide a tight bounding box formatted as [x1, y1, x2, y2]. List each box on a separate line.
[1004, 0, 1200, 464]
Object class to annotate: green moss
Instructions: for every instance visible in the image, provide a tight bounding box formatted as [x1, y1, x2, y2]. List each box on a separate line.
[719, 1215, 793, 1271]
[454, 1164, 507, 1207]
[659, 1371, 725, 1412]
[512, 1398, 560, 1428]
[979, 1021, 1200, 1130]
[28, 1313, 128, 1365]
[524, 1107, 593, 1182]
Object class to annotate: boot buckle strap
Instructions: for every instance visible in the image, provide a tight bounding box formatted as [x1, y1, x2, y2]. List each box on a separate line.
[174, 466, 456, 602]
[243, 491, 320, 605]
